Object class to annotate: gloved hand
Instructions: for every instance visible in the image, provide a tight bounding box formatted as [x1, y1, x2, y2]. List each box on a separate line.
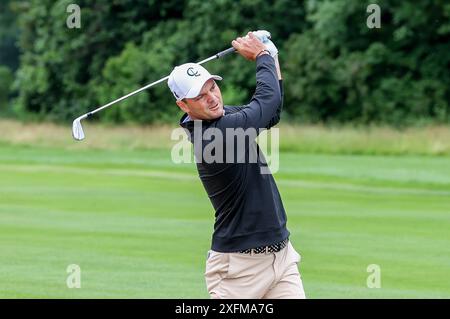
[251, 30, 278, 58]
[251, 30, 271, 43]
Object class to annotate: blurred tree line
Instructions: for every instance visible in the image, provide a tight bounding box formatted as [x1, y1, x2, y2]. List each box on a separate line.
[0, 0, 449, 125]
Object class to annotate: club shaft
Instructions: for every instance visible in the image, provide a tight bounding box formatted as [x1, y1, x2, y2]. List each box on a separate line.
[85, 47, 236, 118]
[87, 76, 169, 117]
[198, 47, 236, 64]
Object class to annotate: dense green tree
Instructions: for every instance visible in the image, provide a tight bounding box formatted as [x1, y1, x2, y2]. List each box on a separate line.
[6, 0, 450, 125]
[0, 1, 21, 71]
[283, 0, 450, 125]
[14, 0, 186, 121]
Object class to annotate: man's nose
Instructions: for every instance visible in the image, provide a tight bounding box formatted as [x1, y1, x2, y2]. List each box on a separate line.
[206, 92, 216, 104]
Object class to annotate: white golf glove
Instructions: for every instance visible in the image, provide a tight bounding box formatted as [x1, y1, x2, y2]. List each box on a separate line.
[251, 30, 279, 58]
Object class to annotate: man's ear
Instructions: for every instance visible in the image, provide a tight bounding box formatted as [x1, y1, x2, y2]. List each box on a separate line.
[176, 100, 189, 113]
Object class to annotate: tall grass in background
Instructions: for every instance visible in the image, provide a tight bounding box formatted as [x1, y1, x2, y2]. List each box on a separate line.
[1, 119, 449, 156]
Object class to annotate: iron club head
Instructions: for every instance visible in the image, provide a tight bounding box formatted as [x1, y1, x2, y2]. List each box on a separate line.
[72, 115, 86, 141]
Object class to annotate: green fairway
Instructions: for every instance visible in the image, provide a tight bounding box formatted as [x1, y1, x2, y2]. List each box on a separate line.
[0, 144, 449, 298]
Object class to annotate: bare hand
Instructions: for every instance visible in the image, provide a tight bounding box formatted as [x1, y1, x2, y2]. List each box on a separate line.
[231, 32, 268, 61]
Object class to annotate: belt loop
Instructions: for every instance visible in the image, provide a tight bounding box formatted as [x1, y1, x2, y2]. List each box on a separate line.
[265, 246, 269, 254]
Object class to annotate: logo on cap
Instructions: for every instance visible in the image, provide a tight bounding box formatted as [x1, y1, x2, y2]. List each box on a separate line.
[187, 67, 201, 77]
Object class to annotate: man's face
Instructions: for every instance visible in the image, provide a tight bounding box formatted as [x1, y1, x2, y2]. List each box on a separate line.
[177, 79, 224, 120]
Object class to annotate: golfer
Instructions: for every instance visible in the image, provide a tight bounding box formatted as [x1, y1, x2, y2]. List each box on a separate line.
[167, 31, 306, 299]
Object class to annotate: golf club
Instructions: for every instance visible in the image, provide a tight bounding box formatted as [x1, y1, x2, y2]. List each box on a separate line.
[72, 47, 236, 141]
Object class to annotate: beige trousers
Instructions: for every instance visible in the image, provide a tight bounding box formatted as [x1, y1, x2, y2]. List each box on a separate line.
[204, 241, 306, 299]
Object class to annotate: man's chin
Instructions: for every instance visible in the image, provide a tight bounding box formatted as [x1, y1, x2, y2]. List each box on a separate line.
[209, 106, 224, 119]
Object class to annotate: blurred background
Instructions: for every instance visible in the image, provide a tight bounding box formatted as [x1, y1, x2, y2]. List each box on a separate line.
[0, 0, 449, 298]
[1, 0, 449, 126]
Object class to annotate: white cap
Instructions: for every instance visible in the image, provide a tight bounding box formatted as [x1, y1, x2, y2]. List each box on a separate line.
[167, 63, 222, 101]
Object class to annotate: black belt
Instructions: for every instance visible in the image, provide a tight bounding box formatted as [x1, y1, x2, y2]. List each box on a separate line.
[238, 238, 289, 254]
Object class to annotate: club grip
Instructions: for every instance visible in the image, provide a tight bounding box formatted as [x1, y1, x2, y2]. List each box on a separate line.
[216, 47, 236, 59]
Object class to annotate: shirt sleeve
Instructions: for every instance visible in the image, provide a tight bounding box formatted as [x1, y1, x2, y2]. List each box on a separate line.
[214, 54, 282, 132]
[265, 79, 283, 129]
[225, 79, 284, 129]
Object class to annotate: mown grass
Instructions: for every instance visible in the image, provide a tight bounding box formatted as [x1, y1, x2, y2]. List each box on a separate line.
[0, 142, 449, 298]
